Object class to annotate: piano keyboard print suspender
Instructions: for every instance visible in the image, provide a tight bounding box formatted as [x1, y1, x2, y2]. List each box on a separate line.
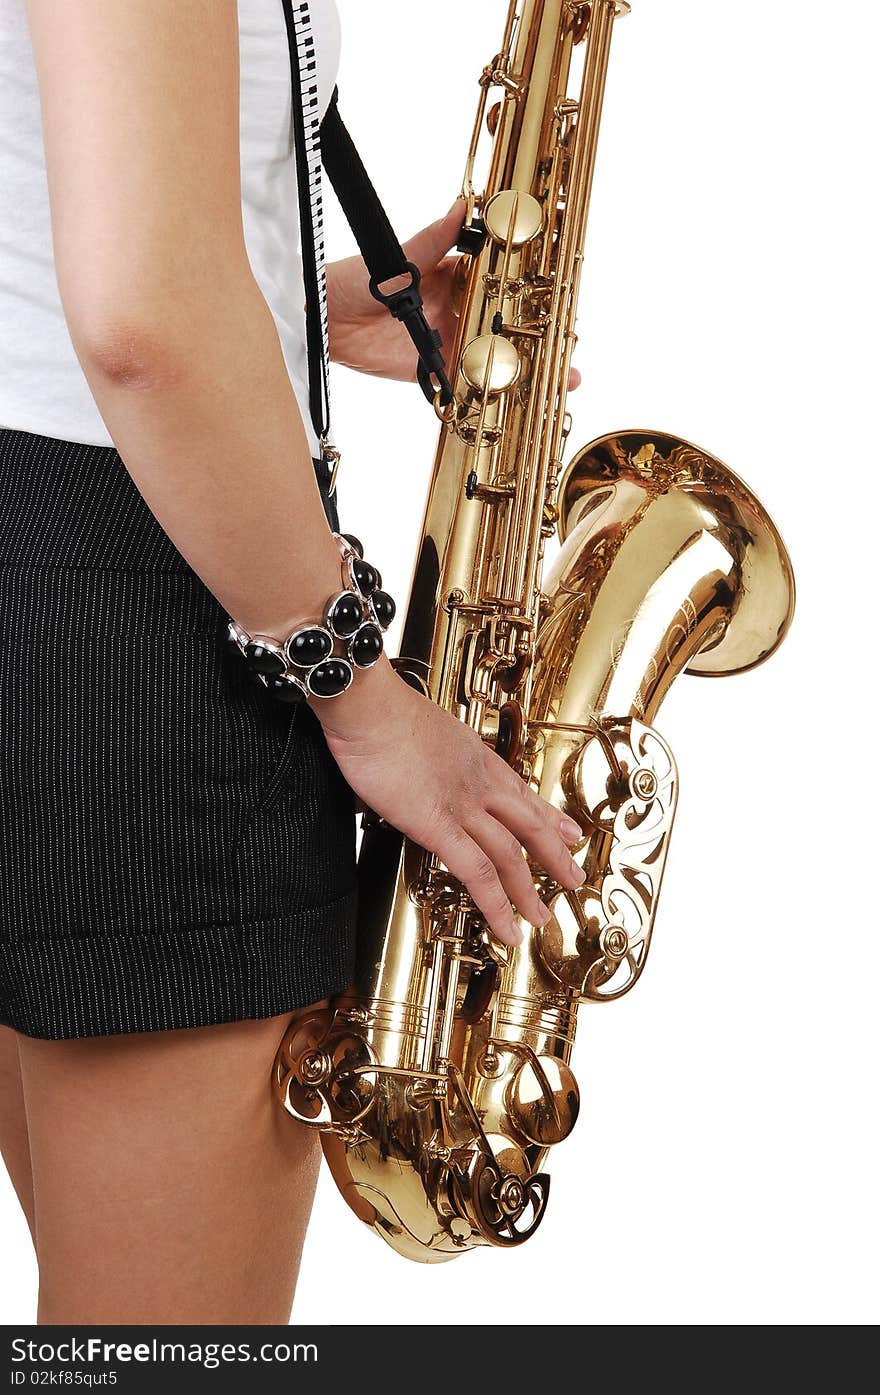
[281, 0, 332, 452]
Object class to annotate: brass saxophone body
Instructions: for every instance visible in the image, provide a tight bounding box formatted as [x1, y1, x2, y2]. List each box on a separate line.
[275, 0, 795, 1262]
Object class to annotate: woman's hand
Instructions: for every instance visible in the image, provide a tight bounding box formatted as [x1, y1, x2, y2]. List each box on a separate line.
[326, 198, 582, 391]
[312, 656, 586, 948]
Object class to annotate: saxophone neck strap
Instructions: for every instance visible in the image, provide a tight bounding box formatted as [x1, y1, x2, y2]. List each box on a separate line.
[281, 0, 451, 464]
[319, 89, 453, 408]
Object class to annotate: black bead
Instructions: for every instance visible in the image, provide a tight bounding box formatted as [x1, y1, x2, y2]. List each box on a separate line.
[341, 533, 364, 558]
[371, 590, 396, 629]
[327, 591, 364, 639]
[352, 558, 379, 597]
[244, 664, 267, 690]
[350, 623, 383, 669]
[308, 658, 354, 698]
[286, 626, 332, 669]
[243, 641, 286, 676]
[263, 673, 306, 703]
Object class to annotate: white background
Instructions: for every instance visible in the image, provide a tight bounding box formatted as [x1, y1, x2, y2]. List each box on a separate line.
[2, 0, 877, 1325]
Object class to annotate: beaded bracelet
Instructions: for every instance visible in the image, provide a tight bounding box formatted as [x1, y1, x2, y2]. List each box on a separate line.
[226, 533, 396, 703]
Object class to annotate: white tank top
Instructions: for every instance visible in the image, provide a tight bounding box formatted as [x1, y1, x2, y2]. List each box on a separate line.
[0, 0, 341, 458]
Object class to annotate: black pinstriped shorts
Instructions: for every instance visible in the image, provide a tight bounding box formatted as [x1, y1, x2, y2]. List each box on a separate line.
[0, 427, 357, 1040]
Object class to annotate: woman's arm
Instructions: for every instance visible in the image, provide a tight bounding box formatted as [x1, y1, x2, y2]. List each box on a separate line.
[24, 0, 585, 944]
[24, 0, 342, 639]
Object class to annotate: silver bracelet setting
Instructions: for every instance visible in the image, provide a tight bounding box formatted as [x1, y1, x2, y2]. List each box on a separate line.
[226, 533, 396, 702]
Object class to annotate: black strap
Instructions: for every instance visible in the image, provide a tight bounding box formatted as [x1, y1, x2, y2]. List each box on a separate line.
[319, 89, 453, 407]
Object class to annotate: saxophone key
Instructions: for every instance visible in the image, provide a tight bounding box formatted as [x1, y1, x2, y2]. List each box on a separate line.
[461, 332, 521, 395]
[483, 189, 544, 247]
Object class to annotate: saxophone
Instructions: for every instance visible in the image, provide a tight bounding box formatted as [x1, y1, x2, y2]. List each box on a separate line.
[274, 0, 795, 1261]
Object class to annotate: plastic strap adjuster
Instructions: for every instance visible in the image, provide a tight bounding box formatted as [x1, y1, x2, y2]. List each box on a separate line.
[368, 261, 453, 406]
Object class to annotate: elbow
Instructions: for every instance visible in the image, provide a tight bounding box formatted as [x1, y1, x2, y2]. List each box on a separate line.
[64, 254, 259, 392]
[70, 313, 190, 393]
[58, 231, 257, 391]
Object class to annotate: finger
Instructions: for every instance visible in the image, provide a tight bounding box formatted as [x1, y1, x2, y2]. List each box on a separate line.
[568, 366, 582, 390]
[484, 766, 586, 892]
[402, 198, 468, 273]
[486, 746, 584, 846]
[463, 810, 551, 929]
[433, 820, 523, 947]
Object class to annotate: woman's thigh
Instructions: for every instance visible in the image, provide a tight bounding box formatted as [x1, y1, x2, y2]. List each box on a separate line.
[16, 1010, 322, 1325]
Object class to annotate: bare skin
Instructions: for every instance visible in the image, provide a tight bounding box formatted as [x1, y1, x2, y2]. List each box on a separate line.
[1, 0, 587, 1323]
[0, 1027, 35, 1249]
[2, 1012, 324, 1324]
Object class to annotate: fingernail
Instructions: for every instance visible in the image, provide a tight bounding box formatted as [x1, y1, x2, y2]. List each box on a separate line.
[535, 902, 553, 928]
[569, 861, 586, 888]
[507, 915, 524, 945]
[560, 814, 582, 843]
